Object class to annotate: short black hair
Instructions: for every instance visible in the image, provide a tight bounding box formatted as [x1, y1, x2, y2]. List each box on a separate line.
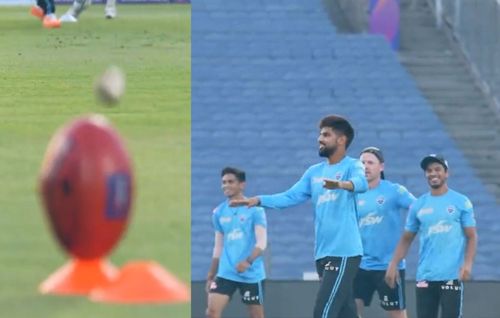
[319, 115, 355, 148]
[221, 167, 246, 182]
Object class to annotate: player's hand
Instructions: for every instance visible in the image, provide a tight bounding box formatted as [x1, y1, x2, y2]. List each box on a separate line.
[459, 264, 472, 281]
[236, 260, 251, 273]
[205, 278, 214, 293]
[230, 197, 260, 207]
[323, 178, 341, 190]
[384, 263, 399, 289]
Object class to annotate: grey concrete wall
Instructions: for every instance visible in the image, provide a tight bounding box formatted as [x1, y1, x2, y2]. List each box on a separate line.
[192, 280, 500, 318]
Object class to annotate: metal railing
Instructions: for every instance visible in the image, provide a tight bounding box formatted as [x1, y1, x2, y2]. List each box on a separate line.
[433, 0, 500, 113]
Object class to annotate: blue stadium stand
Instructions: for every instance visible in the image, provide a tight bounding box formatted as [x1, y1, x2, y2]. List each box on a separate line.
[192, 0, 500, 281]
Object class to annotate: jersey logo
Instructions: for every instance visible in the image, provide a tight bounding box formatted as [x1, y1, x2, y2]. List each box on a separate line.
[219, 216, 231, 224]
[240, 216, 246, 223]
[313, 177, 324, 184]
[227, 229, 244, 241]
[427, 221, 452, 236]
[335, 172, 343, 180]
[324, 261, 340, 271]
[376, 196, 385, 205]
[441, 281, 460, 291]
[417, 207, 433, 217]
[357, 200, 366, 207]
[447, 205, 455, 214]
[416, 281, 428, 288]
[317, 192, 338, 205]
[210, 281, 217, 290]
[359, 212, 384, 227]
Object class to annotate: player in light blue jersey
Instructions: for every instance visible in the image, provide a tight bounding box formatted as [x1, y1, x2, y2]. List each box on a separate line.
[354, 147, 416, 318]
[231, 115, 368, 318]
[385, 154, 477, 318]
[206, 167, 267, 318]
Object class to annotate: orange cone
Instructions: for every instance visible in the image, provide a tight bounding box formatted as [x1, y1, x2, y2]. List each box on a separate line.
[39, 258, 118, 295]
[89, 261, 190, 304]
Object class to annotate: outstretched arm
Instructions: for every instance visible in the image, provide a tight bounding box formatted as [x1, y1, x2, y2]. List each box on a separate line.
[230, 196, 261, 207]
[231, 169, 312, 209]
[322, 179, 354, 190]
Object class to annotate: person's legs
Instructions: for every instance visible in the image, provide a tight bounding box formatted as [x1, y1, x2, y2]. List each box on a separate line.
[416, 281, 440, 318]
[65, 0, 91, 19]
[105, 0, 117, 19]
[376, 269, 407, 318]
[387, 308, 407, 318]
[240, 280, 265, 318]
[337, 293, 358, 318]
[353, 268, 377, 318]
[313, 256, 361, 318]
[355, 299, 365, 318]
[206, 293, 230, 318]
[206, 277, 236, 318]
[439, 280, 463, 318]
[35, 0, 47, 15]
[247, 305, 265, 318]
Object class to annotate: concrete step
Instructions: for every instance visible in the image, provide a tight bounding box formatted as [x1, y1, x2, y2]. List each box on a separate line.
[399, 0, 500, 204]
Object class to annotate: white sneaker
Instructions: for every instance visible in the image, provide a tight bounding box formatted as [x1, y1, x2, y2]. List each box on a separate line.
[60, 13, 78, 22]
[104, 7, 116, 19]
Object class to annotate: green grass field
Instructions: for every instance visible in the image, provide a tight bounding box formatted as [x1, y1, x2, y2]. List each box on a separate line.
[0, 4, 190, 318]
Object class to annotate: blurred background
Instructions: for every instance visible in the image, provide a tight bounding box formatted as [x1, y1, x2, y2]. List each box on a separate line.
[191, 0, 500, 317]
[0, 1, 190, 317]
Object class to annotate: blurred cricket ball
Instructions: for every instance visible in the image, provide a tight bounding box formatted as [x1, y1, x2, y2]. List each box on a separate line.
[95, 66, 125, 105]
[39, 114, 134, 259]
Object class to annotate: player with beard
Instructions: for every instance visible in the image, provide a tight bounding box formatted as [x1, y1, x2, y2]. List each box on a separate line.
[231, 115, 368, 318]
[385, 154, 477, 318]
[354, 147, 416, 318]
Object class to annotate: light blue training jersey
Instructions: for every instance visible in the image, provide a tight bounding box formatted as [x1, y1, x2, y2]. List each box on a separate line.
[259, 156, 368, 260]
[357, 180, 416, 270]
[405, 189, 476, 281]
[212, 200, 267, 283]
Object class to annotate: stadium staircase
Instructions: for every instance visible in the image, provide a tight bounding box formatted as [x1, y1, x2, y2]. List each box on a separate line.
[399, 0, 500, 203]
[192, 0, 500, 281]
